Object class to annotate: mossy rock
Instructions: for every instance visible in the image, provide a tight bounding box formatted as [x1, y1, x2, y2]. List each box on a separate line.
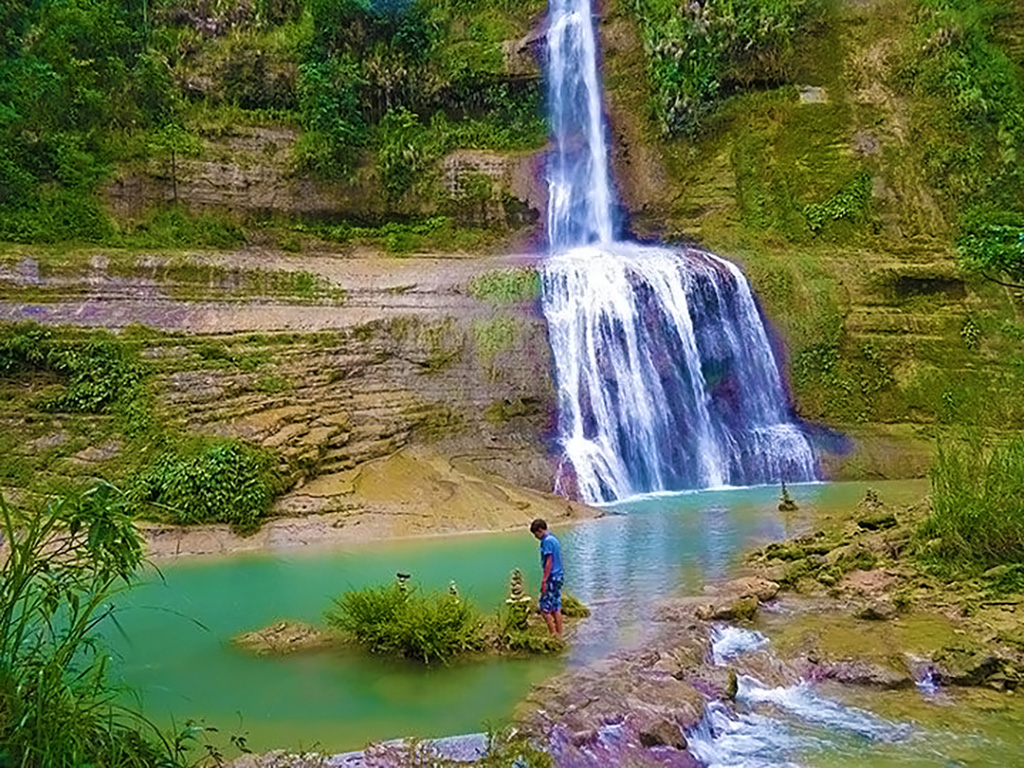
[233, 621, 336, 656]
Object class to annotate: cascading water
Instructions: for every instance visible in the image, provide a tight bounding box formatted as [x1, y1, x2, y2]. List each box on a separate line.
[541, 0, 817, 503]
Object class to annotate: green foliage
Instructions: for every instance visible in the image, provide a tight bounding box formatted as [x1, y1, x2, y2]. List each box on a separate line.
[298, 0, 546, 185]
[957, 205, 1024, 285]
[0, 191, 117, 244]
[0, 323, 148, 419]
[377, 107, 443, 202]
[897, 0, 1024, 278]
[917, 435, 1024, 574]
[560, 592, 590, 619]
[721, 93, 872, 243]
[472, 316, 519, 374]
[0, 486, 178, 767]
[131, 439, 281, 534]
[117, 207, 247, 250]
[0, 0, 174, 241]
[803, 171, 872, 234]
[632, 0, 824, 137]
[304, 215, 502, 254]
[469, 268, 541, 304]
[413, 318, 463, 372]
[493, 615, 564, 654]
[790, 318, 900, 425]
[295, 56, 369, 179]
[325, 582, 485, 663]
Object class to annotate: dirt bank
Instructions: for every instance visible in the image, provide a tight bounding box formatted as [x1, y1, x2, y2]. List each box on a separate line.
[139, 445, 601, 558]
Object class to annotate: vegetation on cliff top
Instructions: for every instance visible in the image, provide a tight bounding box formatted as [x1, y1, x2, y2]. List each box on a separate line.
[0, 0, 546, 244]
[631, 0, 825, 137]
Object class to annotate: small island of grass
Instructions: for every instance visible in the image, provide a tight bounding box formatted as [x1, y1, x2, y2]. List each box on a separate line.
[233, 571, 590, 663]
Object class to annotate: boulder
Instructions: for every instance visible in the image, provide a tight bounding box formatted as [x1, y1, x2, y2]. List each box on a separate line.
[854, 599, 898, 621]
[934, 642, 1007, 686]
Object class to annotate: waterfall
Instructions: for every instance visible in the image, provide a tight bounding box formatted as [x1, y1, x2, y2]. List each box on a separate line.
[545, 0, 617, 248]
[541, 0, 817, 503]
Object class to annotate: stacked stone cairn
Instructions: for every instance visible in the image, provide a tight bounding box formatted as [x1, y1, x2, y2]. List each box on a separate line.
[505, 568, 532, 631]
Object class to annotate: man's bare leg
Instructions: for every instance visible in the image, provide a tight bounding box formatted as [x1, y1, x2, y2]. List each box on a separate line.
[542, 611, 557, 635]
[554, 610, 563, 636]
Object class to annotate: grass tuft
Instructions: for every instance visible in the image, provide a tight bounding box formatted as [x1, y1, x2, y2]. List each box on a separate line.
[916, 435, 1024, 574]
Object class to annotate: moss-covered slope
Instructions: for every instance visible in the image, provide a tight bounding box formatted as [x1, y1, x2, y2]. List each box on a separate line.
[601, 0, 1024, 476]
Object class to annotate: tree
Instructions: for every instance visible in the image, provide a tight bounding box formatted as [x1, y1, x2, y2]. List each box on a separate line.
[148, 124, 202, 202]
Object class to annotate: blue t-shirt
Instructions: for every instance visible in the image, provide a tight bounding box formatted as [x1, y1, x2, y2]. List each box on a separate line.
[539, 532, 564, 580]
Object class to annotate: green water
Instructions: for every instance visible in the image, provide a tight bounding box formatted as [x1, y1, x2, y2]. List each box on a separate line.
[108, 480, 930, 754]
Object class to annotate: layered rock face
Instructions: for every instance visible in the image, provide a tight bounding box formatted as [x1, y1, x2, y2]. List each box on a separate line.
[106, 125, 547, 228]
[0, 250, 563, 512]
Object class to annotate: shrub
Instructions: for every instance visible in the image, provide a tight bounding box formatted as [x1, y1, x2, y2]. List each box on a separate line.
[803, 171, 873, 235]
[325, 582, 485, 663]
[131, 439, 281, 534]
[916, 435, 1024, 573]
[560, 592, 590, 619]
[493, 606, 564, 655]
[0, 323, 147, 416]
[0, 486, 177, 767]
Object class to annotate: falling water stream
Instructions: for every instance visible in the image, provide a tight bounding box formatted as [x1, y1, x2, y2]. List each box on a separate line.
[541, 0, 816, 504]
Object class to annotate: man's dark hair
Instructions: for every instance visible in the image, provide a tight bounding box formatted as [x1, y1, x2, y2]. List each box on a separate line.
[530, 518, 547, 534]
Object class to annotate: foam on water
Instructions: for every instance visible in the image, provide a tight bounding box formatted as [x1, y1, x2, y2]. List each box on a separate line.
[711, 625, 771, 666]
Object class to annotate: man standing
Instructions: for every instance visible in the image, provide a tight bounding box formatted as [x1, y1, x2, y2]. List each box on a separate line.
[530, 518, 564, 637]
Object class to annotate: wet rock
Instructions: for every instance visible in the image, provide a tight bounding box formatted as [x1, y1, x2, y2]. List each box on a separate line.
[723, 595, 759, 621]
[855, 599, 898, 621]
[841, 568, 895, 597]
[519, 649, 707, 747]
[229, 751, 330, 768]
[761, 563, 788, 582]
[718, 576, 780, 602]
[695, 595, 759, 622]
[232, 621, 335, 656]
[636, 715, 687, 750]
[815, 659, 913, 689]
[934, 642, 1006, 686]
[857, 510, 897, 530]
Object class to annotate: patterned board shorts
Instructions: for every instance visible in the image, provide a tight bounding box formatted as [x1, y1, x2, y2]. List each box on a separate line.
[539, 576, 563, 614]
